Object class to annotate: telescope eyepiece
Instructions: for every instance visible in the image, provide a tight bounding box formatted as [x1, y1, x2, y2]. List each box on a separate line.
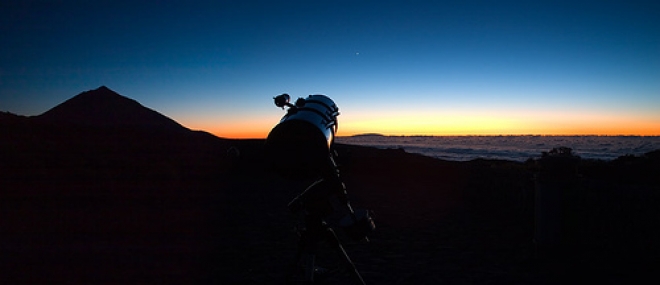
[274, 94, 291, 108]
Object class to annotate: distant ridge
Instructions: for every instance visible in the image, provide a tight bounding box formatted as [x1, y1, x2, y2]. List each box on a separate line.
[35, 86, 188, 132]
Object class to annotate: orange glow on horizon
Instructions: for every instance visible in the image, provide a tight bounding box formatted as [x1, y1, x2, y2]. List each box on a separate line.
[181, 116, 277, 139]
[201, 125, 273, 139]
[186, 113, 660, 139]
[337, 111, 660, 137]
[205, 124, 660, 139]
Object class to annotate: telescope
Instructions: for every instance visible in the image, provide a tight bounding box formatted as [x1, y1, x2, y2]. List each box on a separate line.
[266, 94, 373, 284]
[266, 94, 340, 180]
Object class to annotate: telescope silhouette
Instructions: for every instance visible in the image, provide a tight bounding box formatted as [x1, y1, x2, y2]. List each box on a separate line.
[266, 94, 373, 284]
[266, 94, 339, 180]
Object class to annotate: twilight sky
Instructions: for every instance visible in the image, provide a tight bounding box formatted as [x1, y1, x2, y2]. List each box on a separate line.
[2, 0, 659, 137]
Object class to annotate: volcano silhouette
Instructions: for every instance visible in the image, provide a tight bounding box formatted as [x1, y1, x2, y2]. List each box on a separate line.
[35, 86, 188, 132]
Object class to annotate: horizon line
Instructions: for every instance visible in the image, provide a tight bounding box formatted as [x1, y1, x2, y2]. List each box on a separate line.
[336, 133, 660, 137]
[212, 132, 660, 139]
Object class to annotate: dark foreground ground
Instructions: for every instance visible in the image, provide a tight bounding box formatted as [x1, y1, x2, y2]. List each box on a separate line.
[2, 128, 659, 284]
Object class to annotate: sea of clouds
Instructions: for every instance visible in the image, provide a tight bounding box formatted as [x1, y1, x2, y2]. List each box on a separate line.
[335, 135, 660, 162]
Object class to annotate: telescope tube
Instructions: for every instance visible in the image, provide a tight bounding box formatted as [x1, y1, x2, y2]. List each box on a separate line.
[266, 95, 339, 179]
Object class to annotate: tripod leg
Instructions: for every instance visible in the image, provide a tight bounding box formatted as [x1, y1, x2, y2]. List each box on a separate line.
[285, 251, 317, 283]
[285, 242, 303, 282]
[302, 253, 316, 282]
[286, 230, 319, 284]
[324, 228, 367, 285]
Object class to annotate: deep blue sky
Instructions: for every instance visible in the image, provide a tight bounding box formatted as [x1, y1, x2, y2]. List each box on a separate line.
[2, 0, 659, 136]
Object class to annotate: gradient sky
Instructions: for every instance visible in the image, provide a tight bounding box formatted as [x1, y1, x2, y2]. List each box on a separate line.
[2, 0, 659, 137]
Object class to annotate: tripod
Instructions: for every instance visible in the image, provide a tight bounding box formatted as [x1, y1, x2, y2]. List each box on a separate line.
[285, 214, 366, 285]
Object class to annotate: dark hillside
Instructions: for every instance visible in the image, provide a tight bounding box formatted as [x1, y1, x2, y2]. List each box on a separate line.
[34, 86, 187, 132]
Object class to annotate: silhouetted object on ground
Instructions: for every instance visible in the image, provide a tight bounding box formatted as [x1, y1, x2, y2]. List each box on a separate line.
[266, 94, 339, 180]
[266, 94, 373, 284]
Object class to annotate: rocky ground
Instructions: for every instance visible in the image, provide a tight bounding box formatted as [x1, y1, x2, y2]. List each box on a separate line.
[2, 127, 659, 284]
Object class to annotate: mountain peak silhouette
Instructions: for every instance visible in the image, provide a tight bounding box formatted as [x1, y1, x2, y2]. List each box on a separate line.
[36, 86, 188, 132]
